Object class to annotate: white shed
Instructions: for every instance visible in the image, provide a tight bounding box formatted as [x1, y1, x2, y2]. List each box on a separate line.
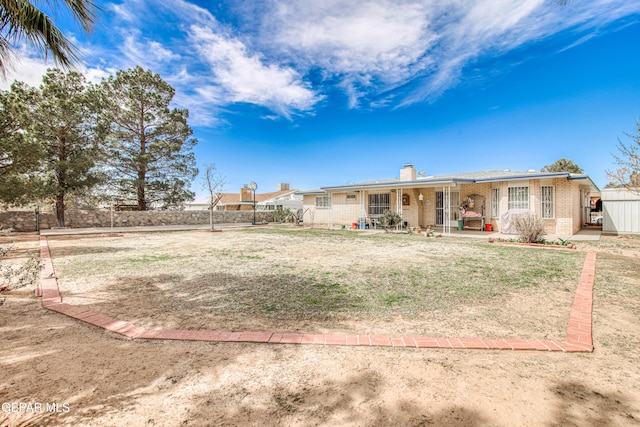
[601, 188, 640, 234]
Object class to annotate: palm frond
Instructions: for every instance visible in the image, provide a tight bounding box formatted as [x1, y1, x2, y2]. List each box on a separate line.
[0, 0, 97, 73]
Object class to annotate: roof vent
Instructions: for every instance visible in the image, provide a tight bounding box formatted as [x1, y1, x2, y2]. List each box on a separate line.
[528, 169, 536, 173]
[418, 171, 426, 178]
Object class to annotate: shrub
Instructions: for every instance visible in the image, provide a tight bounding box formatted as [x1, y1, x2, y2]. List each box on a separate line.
[380, 210, 403, 232]
[1, 245, 40, 292]
[512, 214, 546, 243]
[273, 207, 292, 223]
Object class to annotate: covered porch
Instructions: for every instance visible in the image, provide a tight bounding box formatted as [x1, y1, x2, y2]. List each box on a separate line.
[341, 223, 602, 242]
[304, 164, 599, 236]
[323, 182, 486, 235]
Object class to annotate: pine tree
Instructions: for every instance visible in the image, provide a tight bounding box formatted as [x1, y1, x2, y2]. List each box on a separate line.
[28, 69, 101, 226]
[0, 84, 43, 206]
[541, 158, 584, 174]
[97, 66, 198, 210]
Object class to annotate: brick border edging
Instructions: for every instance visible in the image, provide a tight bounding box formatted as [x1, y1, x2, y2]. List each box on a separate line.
[38, 236, 595, 352]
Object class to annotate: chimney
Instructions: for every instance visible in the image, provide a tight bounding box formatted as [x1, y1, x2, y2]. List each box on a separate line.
[278, 183, 290, 191]
[400, 164, 417, 181]
[240, 187, 253, 202]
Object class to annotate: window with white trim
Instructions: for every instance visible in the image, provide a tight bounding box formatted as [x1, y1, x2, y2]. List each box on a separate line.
[315, 196, 330, 208]
[508, 186, 529, 209]
[368, 193, 390, 215]
[491, 188, 500, 218]
[541, 186, 554, 218]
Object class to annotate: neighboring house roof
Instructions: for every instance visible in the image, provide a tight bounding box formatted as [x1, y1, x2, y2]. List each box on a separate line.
[258, 190, 302, 203]
[295, 188, 326, 196]
[218, 189, 299, 205]
[308, 170, 599, 193]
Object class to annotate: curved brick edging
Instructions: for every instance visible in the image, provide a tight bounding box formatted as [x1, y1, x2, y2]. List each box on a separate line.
[38, 236, 595, 352]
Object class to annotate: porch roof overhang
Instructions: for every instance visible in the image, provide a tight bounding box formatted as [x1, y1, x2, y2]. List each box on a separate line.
[318, 171, 600, 193]
[567, 174, 600, 192]
[320, 178, 468, 193]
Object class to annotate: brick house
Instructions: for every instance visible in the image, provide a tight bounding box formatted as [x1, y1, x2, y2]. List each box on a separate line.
[215, 183, 301, 211]
[300, 164, 599, 235]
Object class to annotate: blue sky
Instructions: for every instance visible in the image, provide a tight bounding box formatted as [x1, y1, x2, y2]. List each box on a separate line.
[3, 0, 640, 201]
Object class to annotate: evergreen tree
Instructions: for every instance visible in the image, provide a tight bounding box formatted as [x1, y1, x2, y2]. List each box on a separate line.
[28, 69, 101, 226]
[541, 158, 584, 174]
[97, 66, 198, 210]
[0, 83, 43, 206]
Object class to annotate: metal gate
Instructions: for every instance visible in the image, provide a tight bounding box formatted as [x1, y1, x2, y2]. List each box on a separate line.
[436, 190, 459, 226]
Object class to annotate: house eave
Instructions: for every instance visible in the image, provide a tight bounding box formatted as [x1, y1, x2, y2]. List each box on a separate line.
[310, 171, 599, 193]
[567, 174, 600, 191]
[320, 179, 462, 192]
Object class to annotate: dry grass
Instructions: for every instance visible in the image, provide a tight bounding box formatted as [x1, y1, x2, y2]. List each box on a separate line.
[48, 227, 586, 339]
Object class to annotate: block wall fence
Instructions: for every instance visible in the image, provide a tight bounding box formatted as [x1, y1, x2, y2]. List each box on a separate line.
[0, 209, 274, 232]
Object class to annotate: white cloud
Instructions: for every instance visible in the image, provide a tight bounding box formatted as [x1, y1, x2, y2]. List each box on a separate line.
[5, 0, 639, 122]
[120, 32, 181, 70]
[404, 0, 640, 102]
[267, 1, 435, 79]
[253, 0, 640, 106]
[188, 25, 321, 118]
[0, 54, 51, 89]
[109, 3, 138, 23]
[81, 66, 113, 84]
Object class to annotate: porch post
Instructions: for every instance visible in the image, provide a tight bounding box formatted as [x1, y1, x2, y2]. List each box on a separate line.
[397, 187, 402, 231]
[359, 190, 366, 229]
[328, 193, 333, 230]
[443, 186, 451, 235]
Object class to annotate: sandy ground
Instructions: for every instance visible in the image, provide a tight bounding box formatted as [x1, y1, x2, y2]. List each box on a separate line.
[44, 229, 585, 341]
[1, 229, 639, 426]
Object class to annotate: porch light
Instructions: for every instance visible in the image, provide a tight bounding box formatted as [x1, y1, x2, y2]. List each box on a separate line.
[418, 193, 424, 201]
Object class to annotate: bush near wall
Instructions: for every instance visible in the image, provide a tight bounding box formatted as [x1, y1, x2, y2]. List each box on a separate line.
[0, 210, 274, 232]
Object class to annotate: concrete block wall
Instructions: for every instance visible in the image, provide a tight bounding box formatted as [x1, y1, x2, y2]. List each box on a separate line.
[400, 189, 421, 228]
[554, 178, 581, 235]
[420, 188, 437, 227]
[327, 192, 363, 225]
[303, 195, 331, 226]
[304, 191, 398, 228]
[0, 209, 274, 232]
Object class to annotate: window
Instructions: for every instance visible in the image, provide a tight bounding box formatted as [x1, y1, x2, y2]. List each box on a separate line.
[541, 186, 554, 218]
[315, 196, 330, 208]
[491, 188, 500, 218]
[508, 186, 529, 210]
[368, 193, 390, 215]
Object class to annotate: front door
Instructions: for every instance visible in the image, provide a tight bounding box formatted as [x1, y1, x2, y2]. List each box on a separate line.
[436, 191, 460, 226]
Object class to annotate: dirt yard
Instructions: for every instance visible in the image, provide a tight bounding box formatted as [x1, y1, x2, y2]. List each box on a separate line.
[1, 228, 639, 426]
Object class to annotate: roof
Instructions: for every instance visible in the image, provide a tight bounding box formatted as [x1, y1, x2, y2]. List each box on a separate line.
[218, 189, 299, 205]
[312, 170, 599, 193]
[295, 188, 326, 196]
